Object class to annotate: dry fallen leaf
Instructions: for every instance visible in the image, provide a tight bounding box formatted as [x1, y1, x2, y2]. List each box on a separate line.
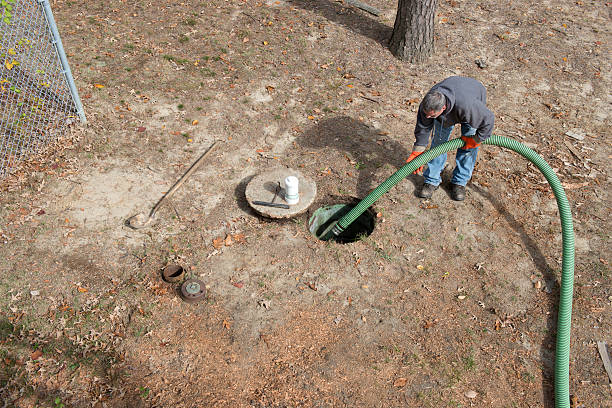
[465, 390, 478, 399]
[31, 350, 43, 360]
[394, 377, 408, 387]
[94, 84, 105, 88]
[77, 287, 88, 293]
[212, 237, 224, 249]
[232, 233, 246, 243]
[423, 319, 438, 329]
[420, 202, 439, 209]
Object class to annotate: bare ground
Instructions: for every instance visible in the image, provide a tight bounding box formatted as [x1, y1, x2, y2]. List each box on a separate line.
[1, 0, 611, 407]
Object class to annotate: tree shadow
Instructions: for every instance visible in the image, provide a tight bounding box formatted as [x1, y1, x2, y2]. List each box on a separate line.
[288, 0, 393, 47]
[295, 115, 417, 197]
[469, 183, 558, 407]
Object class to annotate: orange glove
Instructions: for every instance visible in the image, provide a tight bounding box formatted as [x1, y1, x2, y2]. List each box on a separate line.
[406, 151, 424, 174]
[461, 136, 480, 149]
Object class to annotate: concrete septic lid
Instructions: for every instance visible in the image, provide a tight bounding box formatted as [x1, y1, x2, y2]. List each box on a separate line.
[245, 167, 317, 219]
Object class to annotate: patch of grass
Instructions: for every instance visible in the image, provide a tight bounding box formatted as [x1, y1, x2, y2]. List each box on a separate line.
[185, 18, 197, 26]
[133, 325, 148, 337]
[375, 247, 393, 261]
[0, 320, 14, 337]
[593, 262, 609, 279]
[163, 55, 190, 65]
[201, 67, 216, 77]
[522, 371, 535, 383]
[462, 353, 475, 370]
[179, 35, 189, 44]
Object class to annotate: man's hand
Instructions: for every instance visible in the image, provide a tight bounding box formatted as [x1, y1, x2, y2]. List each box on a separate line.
[406, 151, 424, 174]
[460, 136, 480, 150]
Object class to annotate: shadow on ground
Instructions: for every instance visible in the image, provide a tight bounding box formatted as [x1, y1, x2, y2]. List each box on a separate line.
[295, 115, 417, 197]
[288, 0, 393, 47]
[470, 183, 558, 407]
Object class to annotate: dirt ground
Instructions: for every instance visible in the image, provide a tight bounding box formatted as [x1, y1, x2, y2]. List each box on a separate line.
[1, 0, 611, 407]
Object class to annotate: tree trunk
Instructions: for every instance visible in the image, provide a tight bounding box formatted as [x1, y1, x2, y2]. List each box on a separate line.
[389, 0, 438, 63]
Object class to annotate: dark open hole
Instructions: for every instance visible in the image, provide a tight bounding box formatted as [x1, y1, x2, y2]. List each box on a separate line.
[309, 204, 376, 243]
[162, 264, 184, 282]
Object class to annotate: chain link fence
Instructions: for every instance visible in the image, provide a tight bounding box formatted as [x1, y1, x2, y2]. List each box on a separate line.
[1, 0, 85, 177]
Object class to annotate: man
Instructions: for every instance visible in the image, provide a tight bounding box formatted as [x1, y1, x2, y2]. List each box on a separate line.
[406, 76, 494, 201]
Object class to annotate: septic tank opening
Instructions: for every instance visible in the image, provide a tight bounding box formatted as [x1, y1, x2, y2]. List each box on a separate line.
[308, 203, 376, 243]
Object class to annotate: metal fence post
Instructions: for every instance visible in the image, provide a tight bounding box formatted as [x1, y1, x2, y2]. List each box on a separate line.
[38, 0, 86, 123]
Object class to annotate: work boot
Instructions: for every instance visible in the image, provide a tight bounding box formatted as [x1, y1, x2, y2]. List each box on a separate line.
[417, 183, 438, 199]
[450, 184, 466, 201]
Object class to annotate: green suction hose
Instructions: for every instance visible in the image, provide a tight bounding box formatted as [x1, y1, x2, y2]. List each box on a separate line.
[320, 134, 574, 408]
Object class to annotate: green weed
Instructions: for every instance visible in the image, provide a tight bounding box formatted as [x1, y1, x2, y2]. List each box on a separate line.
[139, 386, 150, 398]
[462, 353, 475, 370]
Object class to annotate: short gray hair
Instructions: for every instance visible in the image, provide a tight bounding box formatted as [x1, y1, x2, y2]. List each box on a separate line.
[422, 90, 446, 113]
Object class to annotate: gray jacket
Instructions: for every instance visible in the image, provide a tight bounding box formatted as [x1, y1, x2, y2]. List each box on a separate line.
[413, 76, 494, 152]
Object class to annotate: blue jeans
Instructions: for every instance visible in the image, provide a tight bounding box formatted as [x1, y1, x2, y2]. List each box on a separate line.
[423, 121, 479, 187]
